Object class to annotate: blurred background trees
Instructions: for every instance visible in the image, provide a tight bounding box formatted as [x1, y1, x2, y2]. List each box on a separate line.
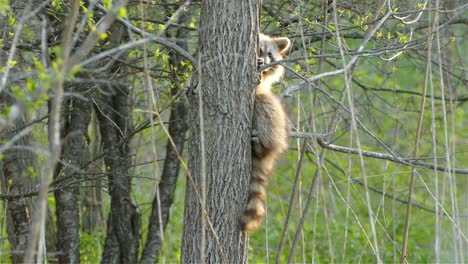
[0, 0, 466, 263]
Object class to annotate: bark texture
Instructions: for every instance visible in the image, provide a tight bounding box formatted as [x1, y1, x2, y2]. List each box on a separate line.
[139, 6, 190, 264]
[181, 1, 259, 263]
[139, 81, 187, 264]
[97, 81, 140, 264]
[0, 2, 55, 261]
[99, 23, 140, 264]
[53, 83, 92, 263]
[0, 94, 35, 264]
[81, 111, 104, 233]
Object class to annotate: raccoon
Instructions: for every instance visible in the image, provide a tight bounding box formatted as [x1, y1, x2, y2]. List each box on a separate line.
[241, 33, 291, 235]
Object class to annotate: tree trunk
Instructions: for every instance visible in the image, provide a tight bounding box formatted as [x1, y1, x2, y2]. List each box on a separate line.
[181, 1, 259, 263]
[99, 23, 140, 264]
[0, 93, 35, 264]
[97, 81, 140, 264]
[53, 82, 92, 263]
[141, 97, 187, 264]
[0, 2, 56, 261]
[139, 5, 190, 264]
[81, 110, 104, 233]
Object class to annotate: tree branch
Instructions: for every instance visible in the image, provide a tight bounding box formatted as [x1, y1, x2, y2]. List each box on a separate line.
[290, 132, 468, 174]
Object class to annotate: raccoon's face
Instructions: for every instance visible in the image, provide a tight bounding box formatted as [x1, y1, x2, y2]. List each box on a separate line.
[258, 33, 291, 83]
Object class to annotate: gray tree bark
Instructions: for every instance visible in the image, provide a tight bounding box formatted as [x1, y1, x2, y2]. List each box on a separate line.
[181, 1, 259, 263]
[97, 81, 140, 264]
[81, 110, 104, 233]
[0, 1, 56, 262]
[99, 23, 140, 264]
[139, 5, 191, 263]
[0, 93, 36, 264]
[53, 82, 92, 263]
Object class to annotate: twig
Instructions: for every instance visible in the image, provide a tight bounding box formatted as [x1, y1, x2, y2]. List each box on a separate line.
[290, 132, 468, 174]
[317, 137, 468, 174]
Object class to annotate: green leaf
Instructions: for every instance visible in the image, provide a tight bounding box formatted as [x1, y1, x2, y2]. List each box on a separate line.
[103, 0, 112, 10]
[118, 7, 127, 18]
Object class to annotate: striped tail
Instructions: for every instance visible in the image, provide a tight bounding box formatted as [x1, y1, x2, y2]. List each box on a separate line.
[241, 156, 275, 234]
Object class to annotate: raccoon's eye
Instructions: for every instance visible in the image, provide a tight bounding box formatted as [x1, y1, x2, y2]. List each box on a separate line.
[267, 52, 274, 59]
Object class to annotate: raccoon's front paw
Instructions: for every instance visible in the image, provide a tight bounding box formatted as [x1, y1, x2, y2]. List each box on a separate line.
[251, 130, 259, 143]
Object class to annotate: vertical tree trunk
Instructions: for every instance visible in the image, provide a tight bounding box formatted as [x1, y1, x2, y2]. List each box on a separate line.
[53, 83, 92, 263]
[0, 1, 56, 261]
[99, 23, 140, 264]
[0, 94, 35, 264]
[139, 5, 190, 264]
[0, 96, 57, 264]
[139, 86, 187, 264]
[81, 110, 104, 233]
[181, 1, 259, 263]
[97, 81, 140, 264]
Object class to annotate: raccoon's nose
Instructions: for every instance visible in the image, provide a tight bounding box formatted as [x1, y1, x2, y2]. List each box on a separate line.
[257, 58, 265, 67]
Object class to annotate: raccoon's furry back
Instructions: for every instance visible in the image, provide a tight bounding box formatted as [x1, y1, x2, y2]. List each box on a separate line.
[241, 91, 289, 234]
[241, 33, 290, 234]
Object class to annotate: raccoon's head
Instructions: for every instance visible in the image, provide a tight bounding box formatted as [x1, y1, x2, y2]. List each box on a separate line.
[258, 33, 291, 84]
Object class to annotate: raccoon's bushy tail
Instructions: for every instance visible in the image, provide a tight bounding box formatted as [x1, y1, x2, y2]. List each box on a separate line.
[241, 156, 275, 234]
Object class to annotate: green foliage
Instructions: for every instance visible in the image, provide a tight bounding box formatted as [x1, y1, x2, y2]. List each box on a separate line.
[117, 7, 127, 18]
[103, 0, 112, 10]
[51, 0, 64, 12]
[0, 0, 10, 15]
[80, 230, 105, 263]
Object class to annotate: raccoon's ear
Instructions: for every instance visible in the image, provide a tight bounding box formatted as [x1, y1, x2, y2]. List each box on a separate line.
[275, 37, 291, 55]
